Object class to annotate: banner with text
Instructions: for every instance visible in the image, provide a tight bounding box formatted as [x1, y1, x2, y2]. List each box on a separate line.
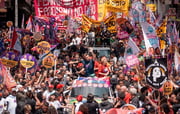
[105, 0, 129, 14]
[126, 55, 139, 67]
[1, 52, 19, 68]
[98, 0, 107, 21]
[34, 0, 98, 20]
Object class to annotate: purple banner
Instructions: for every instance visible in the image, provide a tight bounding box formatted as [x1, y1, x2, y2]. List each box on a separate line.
[1, 52, 19, 61]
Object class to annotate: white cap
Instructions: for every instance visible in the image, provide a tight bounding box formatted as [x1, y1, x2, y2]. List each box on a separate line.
[12, 88, 16, 91]
[16, 85, 23, 91]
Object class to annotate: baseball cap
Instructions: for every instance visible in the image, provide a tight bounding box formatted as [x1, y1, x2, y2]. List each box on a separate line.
[16, 85, 23, 89]
[77, 63, 83, 68]
[48, 85, 54, 88]
[56, 84, 64, 89]
[12, 88, 16, 92]
[76, 95, 83, 102]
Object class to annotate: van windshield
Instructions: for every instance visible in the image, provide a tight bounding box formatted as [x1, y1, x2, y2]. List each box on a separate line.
[92, 47, 110, 58]
[70, 77, 111, 98]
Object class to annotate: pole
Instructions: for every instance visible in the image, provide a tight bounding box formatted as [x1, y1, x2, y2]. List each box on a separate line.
[54, 59, 57, 76]
[15, 0, 18, 27]
[8, 27, 11, 39]
[25, 68, 28, 79]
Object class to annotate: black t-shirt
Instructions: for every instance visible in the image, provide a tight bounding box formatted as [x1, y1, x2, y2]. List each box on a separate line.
[100, 100, 113, 111]
[26, 98, 36, 113]
[82, 59, 94, 77]
[84, 102, 99, 114]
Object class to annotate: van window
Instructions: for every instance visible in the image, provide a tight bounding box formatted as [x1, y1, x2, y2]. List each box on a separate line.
[92, 47, 110, 58]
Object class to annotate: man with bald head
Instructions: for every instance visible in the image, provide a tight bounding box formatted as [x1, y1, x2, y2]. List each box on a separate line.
[120, 86, 131, 104]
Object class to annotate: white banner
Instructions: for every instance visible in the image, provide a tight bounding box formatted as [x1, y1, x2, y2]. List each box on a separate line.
[141, 22, 159, 51]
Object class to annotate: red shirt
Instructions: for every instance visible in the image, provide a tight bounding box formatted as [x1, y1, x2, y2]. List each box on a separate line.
[97, 63, 110, 78]
[124, 92, 131, 104]
[94, 61, 99, 76]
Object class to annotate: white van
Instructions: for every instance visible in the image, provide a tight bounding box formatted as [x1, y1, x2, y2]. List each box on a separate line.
[91, 47, 111, 58]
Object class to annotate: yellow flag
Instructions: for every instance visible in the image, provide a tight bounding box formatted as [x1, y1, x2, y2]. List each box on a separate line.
[98, 0, 107, 21]
[104, 15, 117, 33]
[81, 15, 92, 32]
[105, 0, 129, 13]
[160, 40, 166, 49]
[146, 4, 157, 12]
[156, 19, 167, 37]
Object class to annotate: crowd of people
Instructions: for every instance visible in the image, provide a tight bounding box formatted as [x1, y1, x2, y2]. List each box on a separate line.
[0, 17, 180, 114]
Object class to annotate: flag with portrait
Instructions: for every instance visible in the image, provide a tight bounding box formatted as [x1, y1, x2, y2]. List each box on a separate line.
[145, 58, 168, 89]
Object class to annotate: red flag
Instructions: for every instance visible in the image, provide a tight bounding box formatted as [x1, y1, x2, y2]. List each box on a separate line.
[10, 29, 22, 53]
[10, 29, 18, 49]
[26, 16, 33, 31]
[0, 61, 17, 89]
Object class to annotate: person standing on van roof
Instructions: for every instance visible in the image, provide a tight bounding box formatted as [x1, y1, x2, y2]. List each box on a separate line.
[81, 48, 96, 77]
[97, 56, 111, 78]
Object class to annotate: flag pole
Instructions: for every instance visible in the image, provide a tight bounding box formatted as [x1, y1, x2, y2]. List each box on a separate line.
[54, 58, 57, 76]
[15, 0, 18, 27]
[25, 67, 28, 79]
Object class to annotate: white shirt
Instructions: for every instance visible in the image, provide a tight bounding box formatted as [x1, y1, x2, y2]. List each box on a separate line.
[43, 90, 55, 101]
[5, 95, 17, 114]
[112, 57, 117, 64]
[72, 37, 81, 45]
[75, 102, 83, 113]
[0, 98, 5, 113]
[118, 56, 125, 64]
[49, 100, 61, 109]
